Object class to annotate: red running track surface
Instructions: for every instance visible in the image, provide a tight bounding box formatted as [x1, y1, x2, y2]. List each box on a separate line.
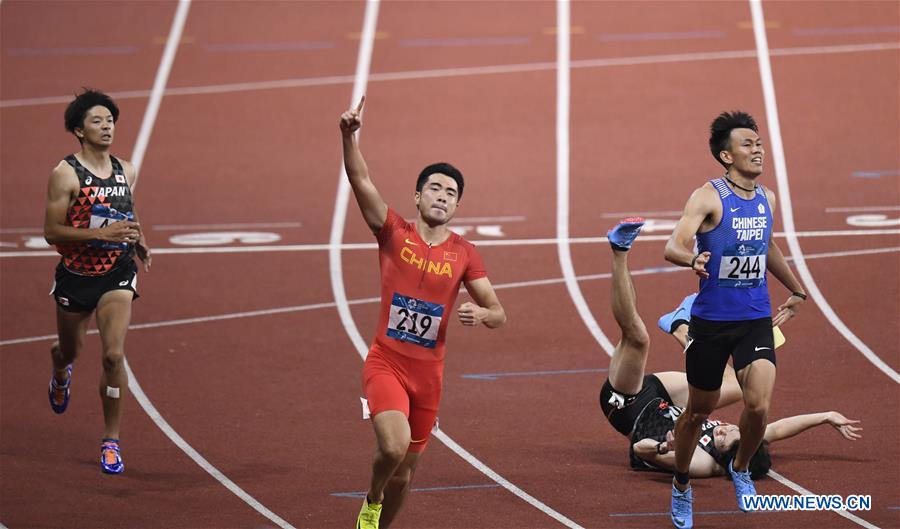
[1, 1, 897, 528]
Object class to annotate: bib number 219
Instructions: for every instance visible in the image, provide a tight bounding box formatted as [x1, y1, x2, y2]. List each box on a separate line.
[394, 309, 433, 338]
[387, 293, 444, 348]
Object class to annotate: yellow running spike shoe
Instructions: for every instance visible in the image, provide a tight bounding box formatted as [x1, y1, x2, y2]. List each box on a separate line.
[356, 497, 382, 529]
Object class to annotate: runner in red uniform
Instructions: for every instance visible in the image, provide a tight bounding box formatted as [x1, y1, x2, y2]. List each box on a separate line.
[341, 97, 506, 529]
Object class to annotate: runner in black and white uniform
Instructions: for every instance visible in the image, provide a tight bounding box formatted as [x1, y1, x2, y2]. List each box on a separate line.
[44, 89, 151, 475]
[600, 218, 743, 438]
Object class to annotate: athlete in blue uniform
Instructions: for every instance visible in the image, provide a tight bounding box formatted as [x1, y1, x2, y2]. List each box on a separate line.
[663, 112, 807, 528]
[605, 219, 859, 482]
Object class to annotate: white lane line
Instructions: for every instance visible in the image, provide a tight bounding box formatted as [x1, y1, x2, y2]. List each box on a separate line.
[2, 42, 896, 109]
[125, 371, 297, 529]
[111, 2, 297, 528]
[129, 1, 188, 190]
[0, 217, 505, 233]
[153, 222, 303, 230]
[792, 246, 900, 260]
[451, 215, 526, 223]
[556, 0, 619, 360]
[0, 297, 378, 347]
[825, 205, 900, 213]
[2, 245, 895, 348]
[431, 430, 584, 529]
[751, 0, 899, 386]
[3, 228, 897, 258]
[600, 210, 683, 218]
[767, 471, 880, 529]
[0, 227, 42, 234]
[750, 4, 888, 529]
[327, 3, 583, 526]
[328, 0, 379, 358]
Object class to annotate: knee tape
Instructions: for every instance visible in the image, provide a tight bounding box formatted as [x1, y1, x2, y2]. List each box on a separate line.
[106, 386, 121, 399]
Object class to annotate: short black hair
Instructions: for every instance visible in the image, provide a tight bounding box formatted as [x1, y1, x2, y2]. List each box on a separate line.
[723, 440, 771, 481]
[64, 88, 119, 136]
[709, 111, 758, 168]
[416, 162, 464, 200]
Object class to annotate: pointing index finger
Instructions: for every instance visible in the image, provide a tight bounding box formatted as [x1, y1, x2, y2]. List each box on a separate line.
[356, 95, 366, 113]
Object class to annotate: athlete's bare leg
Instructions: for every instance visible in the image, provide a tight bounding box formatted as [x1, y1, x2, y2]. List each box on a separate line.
[94, 289, 133, 439]
[656, 322, 742, 411]
[607, 248, 651, 396]
[733, 359, 776, 471]
[379, 450, 421, 528]
[671, 324, 689, 349]
[673, 385, 720, 491]
[367, 411, 411, 505]
[53, 307, 92, 382]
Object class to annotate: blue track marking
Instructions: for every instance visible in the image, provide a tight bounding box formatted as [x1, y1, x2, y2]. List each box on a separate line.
[8, 46, 138, 56]
[852, 169, 900, 178]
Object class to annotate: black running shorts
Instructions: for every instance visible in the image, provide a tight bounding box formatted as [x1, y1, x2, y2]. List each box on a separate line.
[685, 316, 776, 391]
[50, 259, 139, 313]
[600, 374, 673, 436]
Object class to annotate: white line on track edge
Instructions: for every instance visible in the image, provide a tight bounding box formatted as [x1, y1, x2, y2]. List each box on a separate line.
[750, 3, 885, 528]
[114, 3, 298, 528]
[767, 471, 881, 529]
[556, 0, 616, 360]
[327, 2, 584, 528]
[2, 228, 898, 258]
[749, 0, 899, 386]
[3, 246, 896, 348]
[3, 241, 896, 350]
[2, 42, 897, 109]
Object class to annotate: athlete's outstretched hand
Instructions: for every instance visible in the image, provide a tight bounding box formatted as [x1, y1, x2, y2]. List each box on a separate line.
[773, 294, 804, 327]
[458, 302, 486, 326]
[826, 412, 862, 441]
[340, 96, 365, 136]
[691, 251, 711, 279]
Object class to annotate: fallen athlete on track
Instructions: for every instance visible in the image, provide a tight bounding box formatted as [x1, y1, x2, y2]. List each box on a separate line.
[600, 218, 861, 481]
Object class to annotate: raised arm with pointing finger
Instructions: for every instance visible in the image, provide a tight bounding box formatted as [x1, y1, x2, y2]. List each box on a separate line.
[340, 95, 388, 234]
[342, 96, 505, 529]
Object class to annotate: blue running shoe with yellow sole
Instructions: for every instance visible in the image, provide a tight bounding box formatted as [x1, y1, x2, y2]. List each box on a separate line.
[48, 364, 73, 414]
[658, 293, 697, 334]
[607, 217, 645, 252]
